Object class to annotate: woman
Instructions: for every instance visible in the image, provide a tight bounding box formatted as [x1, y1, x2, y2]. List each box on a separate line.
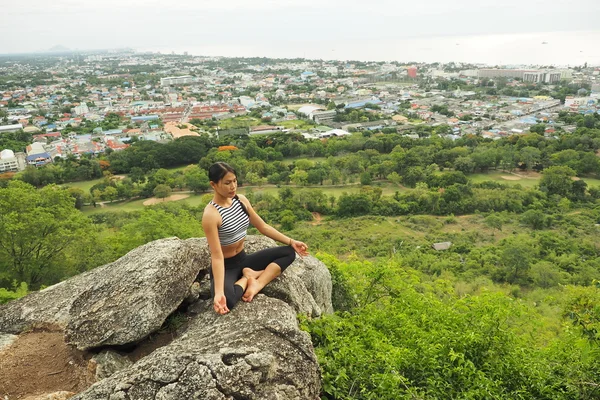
[202, 162, 309, 315]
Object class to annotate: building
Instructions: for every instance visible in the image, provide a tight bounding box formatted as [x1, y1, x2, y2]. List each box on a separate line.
[523, 71, 546, 83]
[591, 83, 600, 98]
[25, 142, 52, 167]
[0, 149, 20, 172]
[160, 75, 196, 87]
[478, 69, 537, 79]
[312, 110, 337, 125]
[297, 105, 326, 118]
[73, 102, 89, 115]
[0, 124, 24, 134]
[523, 71, 562, 83]
[545, 71, 561, 83]
[318, 129, 351, 138]
[407, 66, 417, 78]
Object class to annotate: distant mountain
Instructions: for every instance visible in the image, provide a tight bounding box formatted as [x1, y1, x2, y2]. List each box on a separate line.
[46, 45, 71, 53]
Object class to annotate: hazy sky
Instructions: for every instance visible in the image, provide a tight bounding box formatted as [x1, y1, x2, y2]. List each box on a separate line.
[2, 0, 600, 64]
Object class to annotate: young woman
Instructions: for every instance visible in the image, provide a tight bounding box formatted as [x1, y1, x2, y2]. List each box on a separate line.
[202, 162, 309, 315]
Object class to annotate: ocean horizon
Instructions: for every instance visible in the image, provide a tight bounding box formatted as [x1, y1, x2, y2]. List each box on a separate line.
[140, 30, 600, 67]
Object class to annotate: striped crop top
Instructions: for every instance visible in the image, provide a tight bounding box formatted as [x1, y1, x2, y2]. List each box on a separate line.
[210, 197, 250, 246]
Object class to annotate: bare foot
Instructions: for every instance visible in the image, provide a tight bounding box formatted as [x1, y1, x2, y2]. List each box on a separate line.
[242, 268, 263, 280]
[242, 277, 263, 302]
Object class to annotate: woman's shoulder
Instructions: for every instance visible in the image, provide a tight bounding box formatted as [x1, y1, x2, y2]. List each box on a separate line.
[202, 202, 220, 221]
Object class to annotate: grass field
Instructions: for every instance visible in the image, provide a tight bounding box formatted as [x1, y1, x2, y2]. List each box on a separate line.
[217, 116, 261, 129]
[470, 171, 600, 189]
[278, 120, 316, 130]
[62, 177, 106, 193]
[469, 172, 540, 188]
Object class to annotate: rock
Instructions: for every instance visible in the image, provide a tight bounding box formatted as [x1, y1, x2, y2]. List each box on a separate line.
[0, 238, 205, 351]
[71, 296, 321, 400]
[92, 350, 133, 381]
[1, 234, 332, 376]
[21, 392, 75, 400]
[183, 281, 201, 305]
[0, 332, 17, 352]
[65, 238, 204, 350]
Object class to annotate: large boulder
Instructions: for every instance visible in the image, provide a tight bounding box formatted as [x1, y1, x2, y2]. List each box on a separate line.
[72, 296, 321, 400]
[0, 238, 205, 350]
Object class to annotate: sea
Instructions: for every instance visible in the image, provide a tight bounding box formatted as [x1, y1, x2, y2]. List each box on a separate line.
[142, 30, 600, 67]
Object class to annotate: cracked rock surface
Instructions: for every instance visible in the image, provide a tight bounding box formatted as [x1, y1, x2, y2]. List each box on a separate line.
[0, 238, 204, 350]
[72, 296, 321, 400]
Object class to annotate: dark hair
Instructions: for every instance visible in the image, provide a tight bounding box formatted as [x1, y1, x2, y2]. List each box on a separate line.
[208, 162, 248, 216]
[208, 162, 236, 183]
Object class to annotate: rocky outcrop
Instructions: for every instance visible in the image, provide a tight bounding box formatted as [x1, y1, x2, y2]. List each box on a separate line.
[72, 296, 320, 400]
[91, 350, 133, 381]
[65, 238, 204, 350]
[0, 235, 333, 398]
[0, 238, 206, 350]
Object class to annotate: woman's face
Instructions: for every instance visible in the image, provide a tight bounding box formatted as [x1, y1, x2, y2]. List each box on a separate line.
[212, 171, 237, 198]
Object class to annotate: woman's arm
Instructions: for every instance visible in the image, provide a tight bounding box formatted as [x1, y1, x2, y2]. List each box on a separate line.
[238, 194, 309, 257]
[202, 206, 229, 314]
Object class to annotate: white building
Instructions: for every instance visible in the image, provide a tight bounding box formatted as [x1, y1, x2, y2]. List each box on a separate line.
[238, 96, 255, 108]
[0, 124, 24, 134]
[319, 129, 351, 138]
[312, 110, 337, 125]
[160, 75, 196, 87]
[73, 102, 89, 115]
[565, 97, 597, 108]
[523, 71, 546, 83]
[0, 149, 20, 172]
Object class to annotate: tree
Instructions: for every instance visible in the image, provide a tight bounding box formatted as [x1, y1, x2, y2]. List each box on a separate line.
[520, 209, 550, 230]
[387, 172, 402, 185]
[129, 167, 146, 184]
[0, 181, 91, 288]
[360, 171, 372, 186]
[184, 166, 210, 194]
[153, 184, 172, 200]
[279, 210, 297, 230]
[518, 147, 541, 171]
[539, 166, 575, 197]
[484, 213, 503, 232]
[290, 169, 309, 186]
[102, 186, 118, 202]
[499, 236, 534, 285]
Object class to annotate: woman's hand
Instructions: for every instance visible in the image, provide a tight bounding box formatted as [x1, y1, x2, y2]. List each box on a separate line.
[213, 294, 229, 315]
[291, 240, 309, 257]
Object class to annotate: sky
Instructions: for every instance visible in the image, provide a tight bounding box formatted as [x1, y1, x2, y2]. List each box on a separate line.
[2, 0, 600, 65]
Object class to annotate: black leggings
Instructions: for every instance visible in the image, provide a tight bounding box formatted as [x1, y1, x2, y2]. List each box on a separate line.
[210, 246, 296, 310]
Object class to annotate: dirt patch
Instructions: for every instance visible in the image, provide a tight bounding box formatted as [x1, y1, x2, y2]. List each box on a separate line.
[514, 170, 541, 178]
[143, 194, 190, 206]
[311, 212, 322, 225]
[571, 176, 581, 181]
[501, 175, 522, 181]
[0, 327, 94, 399]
